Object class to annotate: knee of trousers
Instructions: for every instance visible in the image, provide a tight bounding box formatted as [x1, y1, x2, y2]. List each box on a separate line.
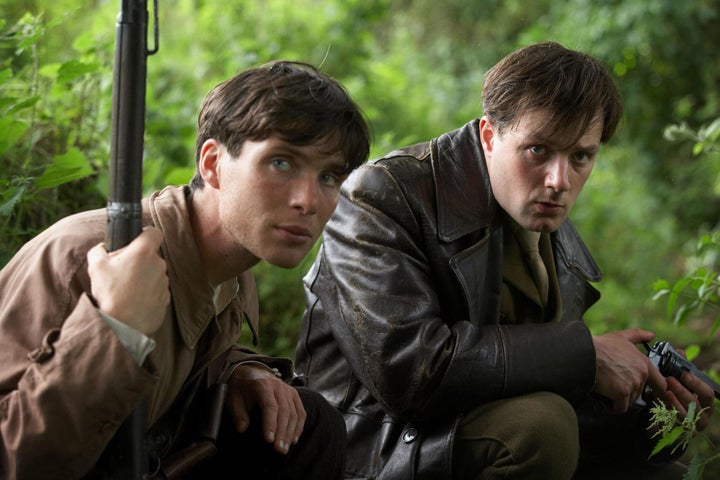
[295, 387, 347, 440]
[510, 391, 579, 456]
[456, 391, 580, 476]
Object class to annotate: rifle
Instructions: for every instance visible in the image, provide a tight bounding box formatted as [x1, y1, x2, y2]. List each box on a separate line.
[101, 0, 158, 478]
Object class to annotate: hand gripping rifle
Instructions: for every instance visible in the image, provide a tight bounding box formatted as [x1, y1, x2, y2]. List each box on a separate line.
[100, 0, 158, 478]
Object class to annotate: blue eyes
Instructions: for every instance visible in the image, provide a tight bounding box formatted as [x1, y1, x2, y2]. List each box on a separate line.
[529, 146, 547, 156]
[271, 158, 340, 186]
[319, 173, 339, 187]
[271, 158, 291, 171]
[572, 152, 590, 163]
[528, 146, 592, 165]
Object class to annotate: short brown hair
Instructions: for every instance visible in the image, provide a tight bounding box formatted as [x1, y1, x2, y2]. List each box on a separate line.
[482, 42, 623, 144]
[190, 61, 371, 190]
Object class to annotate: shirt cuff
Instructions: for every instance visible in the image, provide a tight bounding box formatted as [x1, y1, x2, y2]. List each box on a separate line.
[98, 309, 157, 366]
[219, 360, 283, 384]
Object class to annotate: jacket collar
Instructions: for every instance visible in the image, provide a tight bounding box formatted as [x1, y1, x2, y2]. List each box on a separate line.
[428, 121, 601, 283]
[430, 120, 498, 241]
[145, 186, 255, 349]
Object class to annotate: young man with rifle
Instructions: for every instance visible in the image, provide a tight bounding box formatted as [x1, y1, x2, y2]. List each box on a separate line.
[0, 60, 371, 479]
[294, 41, 716, 479]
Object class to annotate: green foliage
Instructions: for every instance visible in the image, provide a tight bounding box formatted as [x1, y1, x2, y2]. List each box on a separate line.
[653, 232, 720, 337]
[649, 401, 701, 457]
[3, 7, 719, 478]
[649, 401, 716, 480]
[2, 1, 720, 366]
[250, 243, 321, 357]
[651, 119, 720, 478]
[0, 12, 110, 263]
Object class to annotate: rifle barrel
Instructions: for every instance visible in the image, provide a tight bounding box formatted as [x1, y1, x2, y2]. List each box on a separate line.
[102, 1, 151, 478]
[106, 0, 148, 251]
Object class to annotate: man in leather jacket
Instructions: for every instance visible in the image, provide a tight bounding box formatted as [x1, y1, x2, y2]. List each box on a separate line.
[0, 61, 370, 479]
[294, 42, 715, 479]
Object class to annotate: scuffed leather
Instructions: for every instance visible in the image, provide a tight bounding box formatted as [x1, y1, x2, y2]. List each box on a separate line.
[296, 121, 605, 479]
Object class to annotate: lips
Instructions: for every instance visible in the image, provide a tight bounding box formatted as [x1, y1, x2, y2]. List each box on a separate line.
[535, 201, 564, 215]
[276, 225, 313, 244]
[280, 225, 312, 237]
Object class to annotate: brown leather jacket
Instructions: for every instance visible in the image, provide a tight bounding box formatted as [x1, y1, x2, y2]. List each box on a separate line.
[0, 186, 291, 479]
[295, 121, 653, 479]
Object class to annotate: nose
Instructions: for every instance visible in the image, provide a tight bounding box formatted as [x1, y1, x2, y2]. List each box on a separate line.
[545, 156, 571, 192]
[290, 177, 318, 215]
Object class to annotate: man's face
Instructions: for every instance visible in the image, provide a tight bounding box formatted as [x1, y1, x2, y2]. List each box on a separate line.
[480, 110, 603, 233]
[210, 136, 347, 269]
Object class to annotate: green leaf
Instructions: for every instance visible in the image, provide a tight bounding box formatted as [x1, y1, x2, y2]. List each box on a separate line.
[710, 314, 720, 339]
[699, 117, 720, 143]
[34, 148, 94, 189]
[686, 401, 697, 421]
[684, 453, 707, 480]
[668, 277, 692, 317]
[0, 183, 28, 217]
[685, 345, 700, 362]
[7, 95, 41, 115]
[650, 426, 684, 457]
[0, 118, 29, 156]
[163, 167, 195, 186]
[0, 68, 12, 84]
[56, 60, 101, 85]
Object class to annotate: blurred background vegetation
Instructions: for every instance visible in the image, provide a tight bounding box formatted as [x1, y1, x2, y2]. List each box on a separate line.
[2, 1, 720, 467]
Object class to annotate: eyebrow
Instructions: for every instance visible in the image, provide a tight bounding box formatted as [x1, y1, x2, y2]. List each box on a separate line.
[578, 144, 600, 154]
[271, 140, 348, 171]
[524, 133, 600, 153]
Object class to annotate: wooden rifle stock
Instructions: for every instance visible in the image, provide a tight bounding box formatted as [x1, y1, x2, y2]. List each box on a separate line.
[101, 0, 158, 478]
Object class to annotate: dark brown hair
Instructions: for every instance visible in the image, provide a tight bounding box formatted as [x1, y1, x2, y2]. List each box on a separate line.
[190, 61, 371, 190]
[482, 42, 623, 144]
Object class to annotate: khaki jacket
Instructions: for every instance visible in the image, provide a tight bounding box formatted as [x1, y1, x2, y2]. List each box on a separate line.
[0, 186, 289, 479]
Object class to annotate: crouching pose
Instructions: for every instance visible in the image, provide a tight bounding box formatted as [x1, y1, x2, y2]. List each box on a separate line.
[0, 60, 370, 479]
[295, 42, 714, 479]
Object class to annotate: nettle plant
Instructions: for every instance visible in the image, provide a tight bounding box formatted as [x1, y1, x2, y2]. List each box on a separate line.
[651, 117, 720, 480]
[0, 13, 110, 265]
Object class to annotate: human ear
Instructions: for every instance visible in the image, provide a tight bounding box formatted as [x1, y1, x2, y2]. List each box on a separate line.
[479, 116, 496, 157]
[198, 139, 222, 189]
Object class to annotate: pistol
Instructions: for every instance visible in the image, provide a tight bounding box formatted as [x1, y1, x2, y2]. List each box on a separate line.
[644, 341, 720, 401]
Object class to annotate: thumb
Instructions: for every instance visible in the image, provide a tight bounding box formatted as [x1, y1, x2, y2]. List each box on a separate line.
[86, 242, 108, 270]
[126, 226, 164, 254]
[229, 393, 251, 433]
[623, 328, 655, 345]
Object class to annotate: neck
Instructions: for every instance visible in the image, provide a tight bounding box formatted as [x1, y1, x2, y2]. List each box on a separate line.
[189, 187, 258, 287]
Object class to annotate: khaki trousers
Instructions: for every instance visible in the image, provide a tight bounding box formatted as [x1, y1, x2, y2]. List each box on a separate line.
[453, 391, 579, 480]
[452, 391, 687, 480]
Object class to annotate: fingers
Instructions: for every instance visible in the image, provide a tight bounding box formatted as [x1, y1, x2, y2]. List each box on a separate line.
[229, 392, 251, 433]
[644, 362, 668, 400]
[593, 331, 662, 413]
[290, 392, 306, 445]
[260, 386, 305, 454]
[86, 226, 169, 334]
[679, 373, 715, 430]
[661, 374, 715, 432]
[619, 328, 655, 344]
[227, 365, 306, 455]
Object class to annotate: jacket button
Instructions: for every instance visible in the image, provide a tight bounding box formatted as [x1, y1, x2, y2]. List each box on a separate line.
[402, 428, 417, 443]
